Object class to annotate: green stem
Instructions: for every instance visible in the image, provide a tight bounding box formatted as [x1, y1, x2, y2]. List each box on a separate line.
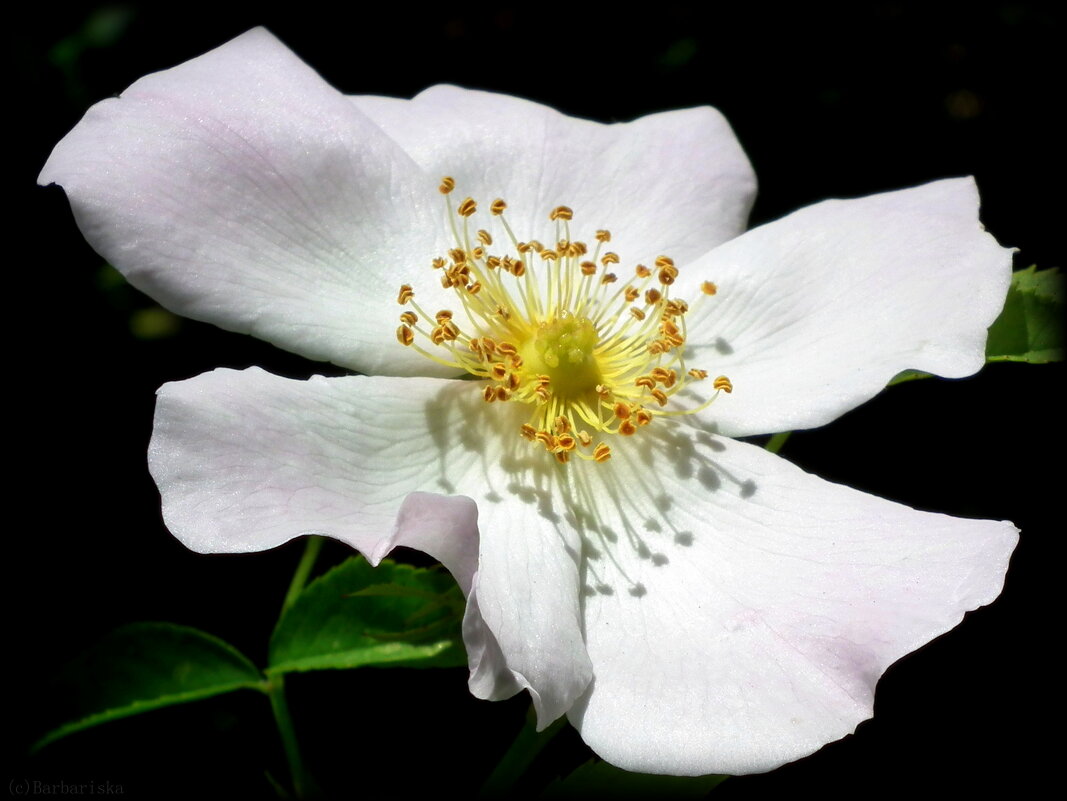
[268, 536, 324, 798]
[764, 431, 792, 454]
[281, 536, 324, 615]
[267, 674, 315, 799]
[479, 706, 567, 798]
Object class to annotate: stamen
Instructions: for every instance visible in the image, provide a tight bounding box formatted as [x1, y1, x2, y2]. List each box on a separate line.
[397, 177, 732, 464]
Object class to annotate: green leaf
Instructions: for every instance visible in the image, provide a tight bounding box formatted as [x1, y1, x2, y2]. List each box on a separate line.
[542, 759, 727, 798]
[986, 266, 1064, 363]
[886, 368, 933, 386]
[268, 556, 467, 674]
[33, 623, 264, 752]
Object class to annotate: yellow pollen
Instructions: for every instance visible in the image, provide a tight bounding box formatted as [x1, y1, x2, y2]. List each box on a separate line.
[397, 178, 732, 464]
[457, 197, 477, 217]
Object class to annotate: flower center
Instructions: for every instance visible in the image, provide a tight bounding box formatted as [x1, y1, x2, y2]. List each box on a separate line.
[396, 177, 732, 463]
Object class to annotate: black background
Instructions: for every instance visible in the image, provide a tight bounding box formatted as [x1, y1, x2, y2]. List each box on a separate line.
[10, 3, 1061, 799]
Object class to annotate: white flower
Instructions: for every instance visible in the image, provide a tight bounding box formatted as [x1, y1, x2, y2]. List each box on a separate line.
[40, 28, 1018, 777]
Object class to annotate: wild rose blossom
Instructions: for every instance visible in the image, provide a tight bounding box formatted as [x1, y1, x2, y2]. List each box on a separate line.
[40, 28, 1018, 776]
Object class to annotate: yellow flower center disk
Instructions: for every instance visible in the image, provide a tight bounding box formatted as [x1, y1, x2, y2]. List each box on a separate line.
[525, 315, 601, 397]
[395, 177, 732, 464]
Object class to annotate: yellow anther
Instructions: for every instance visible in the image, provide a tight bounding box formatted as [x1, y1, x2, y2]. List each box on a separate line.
[511, 261, 526, 277]
[554, 451, 570, 464]
[399, 311, 417, 326]
[495, 386, 511, 401]
[630, 307, 646, 321]
[601, 252, 620, 266]
[457, 197, 477, 217]
[666, 299, 689, 316]
[635, 264, 651, 278]
[620, 420, 637, 436]
[535, 430, 554, 448]
[471, 246, 485, 260]
[482, 386, 496, 403]
[432, 257, 447, 269]
[650, 367, 677, 387]
[656, 256, 679, 286]
[713, 376, 733, 393]
[567, 242, 587, 257]
[635, 409, 653, 426]
[439, 320, 460, 341]
[541, 249, 560, 261]
[614, 402, 632, 420]
[516, 242, 531, 253]
[555, 416, 571, 434]
[449, 248, 467, 264]
[397, 284, 414, 304]
[435, 310, 454, 323]
[635, 375, 656, 390]
[481, 337, 498, 356]
[580, 261, 597, 276]
[601, 273, 618, 285]
[486, 256, 501, 269]
[397, 325, 414, 346]
[507, 372, 520, 390]
[520, 423, 537, 440]
[702, 281, 718, 295]
[477, 229, 493, 246]
[550, 205, 574, 221]
[593, 443, 612, 462]
[595, 229, 611, 243]
[467, 281, 483, 295]
[439, 176, 456, 194]
[558, 434, 577, 451]
[498, 342, 518, 356]
[577, 431, 593, 447]
[650, 389, 668, 406]
[490, 362, 508, 380]
[645, 288, 662, 305]
[528, 240, 544, 252]
[624, 286, 640, 303]
[688, 368, 709, 380]
[490, 198, 507, 215]
[596, 384, 612, 399]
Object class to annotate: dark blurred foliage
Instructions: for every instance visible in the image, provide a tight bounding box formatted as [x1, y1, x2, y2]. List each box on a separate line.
[9, 2, 1061, 799]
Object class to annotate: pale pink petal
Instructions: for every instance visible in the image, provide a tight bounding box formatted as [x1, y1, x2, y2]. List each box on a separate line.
[150, 365, 592, 719]
[565, 427, 1017, 775]
[149, 368, 482, 579]
[353, 85, 756, 267]
[39, 28, 453, 377]
[680, 178, 1012, 436]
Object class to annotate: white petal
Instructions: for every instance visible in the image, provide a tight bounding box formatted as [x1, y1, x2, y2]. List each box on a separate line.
[39, 28, 453, 377]
[353, 85, 756, 266]
[150, 365, 592, 721]
[149, 367, 482, 584]
[565, 427, 1017, 775]
[468, 463, 594, 726]
[681, 178, 1013, 436]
